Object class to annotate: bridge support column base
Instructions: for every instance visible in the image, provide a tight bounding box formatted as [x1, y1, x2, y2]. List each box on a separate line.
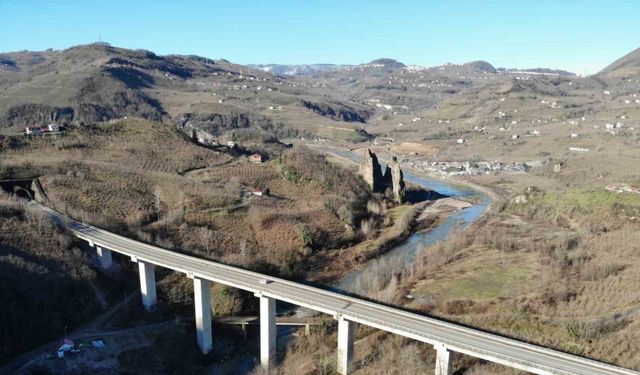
[138, 261, 156, 311]
[259, 295, 276, 371]
[194, 278, 212, 354]
[434, 343, 453, 375]
[96, 246, 112, 269]
[337, 316, 356, 375]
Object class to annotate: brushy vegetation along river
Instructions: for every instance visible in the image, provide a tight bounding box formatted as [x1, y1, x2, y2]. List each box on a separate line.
[328, 149, 492, 296]
[213, 150, 493, 374]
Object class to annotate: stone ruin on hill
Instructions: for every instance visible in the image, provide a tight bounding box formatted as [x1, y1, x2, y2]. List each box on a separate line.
[359, 149, 406, 203]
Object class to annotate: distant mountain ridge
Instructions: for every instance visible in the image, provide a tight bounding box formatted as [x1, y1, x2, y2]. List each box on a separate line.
[3, 42, 639, 145]
[251, 63, 343, 76]
[464, 60, 497, 73]
[250, 58, 406, 76]
[501, 67, 576, 77]
[250, 59, 578, 77]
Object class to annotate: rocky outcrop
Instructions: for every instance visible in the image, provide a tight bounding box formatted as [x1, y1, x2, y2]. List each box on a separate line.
[173, 111, 296, 149]
[300, 99, 371, 123]
[359, 150, 405, 203]
[175, 111, 271, 137]
[389, 157, 406, 203]
[359, 149, 383, 191]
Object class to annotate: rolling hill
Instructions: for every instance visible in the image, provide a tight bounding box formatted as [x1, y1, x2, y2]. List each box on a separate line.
[0, 44, 373, 143]
[1, 43, 638, 145]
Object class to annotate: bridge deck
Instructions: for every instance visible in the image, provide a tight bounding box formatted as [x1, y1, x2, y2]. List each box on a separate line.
[33, 202, 640, 375]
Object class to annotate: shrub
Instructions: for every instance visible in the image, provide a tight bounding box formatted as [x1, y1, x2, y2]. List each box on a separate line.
[582, 262, 626, 281]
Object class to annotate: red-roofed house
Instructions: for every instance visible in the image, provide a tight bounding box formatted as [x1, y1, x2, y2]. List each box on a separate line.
[249, 153, 263, 163]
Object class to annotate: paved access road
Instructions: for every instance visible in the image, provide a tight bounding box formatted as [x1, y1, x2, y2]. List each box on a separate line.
[33, 202, 640, 375]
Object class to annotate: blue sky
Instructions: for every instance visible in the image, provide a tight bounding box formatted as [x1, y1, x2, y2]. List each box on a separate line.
[1, 0, 638, 74]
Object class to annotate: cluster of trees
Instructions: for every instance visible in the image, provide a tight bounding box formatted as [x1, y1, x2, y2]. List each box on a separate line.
[279, 147, 371, 227]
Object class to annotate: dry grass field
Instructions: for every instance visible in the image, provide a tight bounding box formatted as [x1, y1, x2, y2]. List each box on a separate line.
[394, 187, 640, 372]
[254, 187, 640, 375]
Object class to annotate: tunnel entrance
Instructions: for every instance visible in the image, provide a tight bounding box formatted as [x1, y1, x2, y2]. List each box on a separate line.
[0, 179, 42, 201]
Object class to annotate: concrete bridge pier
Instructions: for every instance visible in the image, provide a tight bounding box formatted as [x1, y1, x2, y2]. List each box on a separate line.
[194, 278, 213, 354]
[137, 261, 157, 311]
[336, 316, 356, 375]
[95, 246, 112, 269]
[434, 343, 453, 375]
[258, 294, 276, 371]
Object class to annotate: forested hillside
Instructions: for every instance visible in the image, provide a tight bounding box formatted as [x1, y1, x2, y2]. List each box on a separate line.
[0, 196, 100, 363]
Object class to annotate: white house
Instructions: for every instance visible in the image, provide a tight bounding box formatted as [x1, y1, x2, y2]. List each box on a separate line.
[57, 339, 75, 358]
[25, 126, 43, 135]
[569, 147, 590, 152]
[251, 188, 269, 196]
[47, 123, 60, 132]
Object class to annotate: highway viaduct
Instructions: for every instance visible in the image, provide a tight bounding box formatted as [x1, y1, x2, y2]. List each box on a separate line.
[34, 202, 640, 375]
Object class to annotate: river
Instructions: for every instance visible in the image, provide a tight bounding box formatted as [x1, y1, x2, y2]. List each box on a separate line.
[211, 146, 493, 373]
[324, 147, 493, 295]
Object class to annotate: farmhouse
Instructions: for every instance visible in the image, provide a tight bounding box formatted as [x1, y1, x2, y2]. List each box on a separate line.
[25, 126, 43, 135]
[249, 153, 263, 163]
[251, 187, 270, 196]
